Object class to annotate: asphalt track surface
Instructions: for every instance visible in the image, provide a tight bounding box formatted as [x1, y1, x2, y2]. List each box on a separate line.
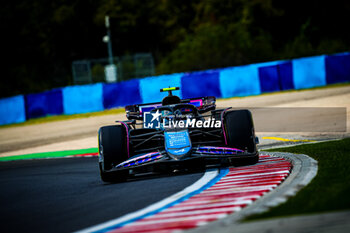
[0, 157, 203, 233]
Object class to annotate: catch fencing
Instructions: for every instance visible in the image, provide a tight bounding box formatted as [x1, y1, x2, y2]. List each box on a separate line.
[72, 53, 155, 85]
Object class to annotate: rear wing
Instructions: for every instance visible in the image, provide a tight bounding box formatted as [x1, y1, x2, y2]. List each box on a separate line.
[125, 96, 216, 121]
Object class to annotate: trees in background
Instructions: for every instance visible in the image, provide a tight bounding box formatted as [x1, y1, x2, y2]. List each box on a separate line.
[1, 0, 349, 98]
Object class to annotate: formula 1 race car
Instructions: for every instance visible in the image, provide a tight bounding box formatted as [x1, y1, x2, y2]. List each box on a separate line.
[98, 87, 259, 182]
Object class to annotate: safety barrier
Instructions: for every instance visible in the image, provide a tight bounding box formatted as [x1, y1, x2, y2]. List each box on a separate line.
[0, 95, 26, 125]
[62, 83, 104, 115]
[293, 55, 327, 89]
[140, 73, 183, 103]
[258, 61, 294, 92]
[181, 70, 221, 99]
[325, 53, 350, 84]
[219, 64, 261, 98]
[0, 52, 349, 125]
[103, 79, 142, 109]
[25, 89, 63, 119]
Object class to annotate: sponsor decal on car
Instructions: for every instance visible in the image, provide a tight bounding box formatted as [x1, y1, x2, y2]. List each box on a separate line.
[174, 148, 185, 153]
[144, 110, 221, 129]
[143, 110, 162, 128]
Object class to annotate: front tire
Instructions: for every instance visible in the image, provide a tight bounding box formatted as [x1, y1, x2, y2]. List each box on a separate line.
[224, 109, 258, 165]
[98, 125, 129, 182]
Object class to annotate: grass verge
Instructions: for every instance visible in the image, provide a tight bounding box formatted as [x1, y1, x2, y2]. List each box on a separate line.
[246, 137, 350, 221]
[0, 148, 98, 161]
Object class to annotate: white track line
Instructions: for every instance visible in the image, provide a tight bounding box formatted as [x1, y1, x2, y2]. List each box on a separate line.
[140, 207, 242, 219]
[162, 200, 252, 211]
[128, 213, 229, 226]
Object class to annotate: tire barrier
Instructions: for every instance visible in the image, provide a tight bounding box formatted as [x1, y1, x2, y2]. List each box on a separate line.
[0, 52, 349, 125]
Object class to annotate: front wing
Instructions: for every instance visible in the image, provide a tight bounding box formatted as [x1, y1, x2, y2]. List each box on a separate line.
[108, 146, 258, 173]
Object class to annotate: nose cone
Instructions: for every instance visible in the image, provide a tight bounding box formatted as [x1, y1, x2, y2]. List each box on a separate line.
[164, 129, 192, 160]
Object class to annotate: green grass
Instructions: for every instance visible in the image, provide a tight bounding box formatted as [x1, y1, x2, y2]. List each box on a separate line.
[0, 148, 98, 161]
[246, 137, 350, 220]
[0, 108, 125, 129]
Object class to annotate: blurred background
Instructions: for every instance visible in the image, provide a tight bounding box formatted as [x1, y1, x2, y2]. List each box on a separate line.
[1, 0, 349, 98]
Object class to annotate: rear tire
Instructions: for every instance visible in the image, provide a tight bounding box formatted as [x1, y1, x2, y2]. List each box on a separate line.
[98, 125, 129, 182]
[224, 110, 258, 165]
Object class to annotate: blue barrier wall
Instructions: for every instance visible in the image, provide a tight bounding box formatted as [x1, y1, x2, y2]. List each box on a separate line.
[0, 95, 26, 125]
[140, 73, 183, 103]
[325, 53, 350, 84]
[25, 89, 63, 119]
[1, 52, 349, 125]
[259, 65, 280, 93]
[292, 55, 327, 89]
[62, 83, 104, 114]
[103, 79, 142, 109]
[278, 62, 294, 90]
[181, 70, 221, 99]
[219, 65, 261, 98]
[258, 62, 294, 93]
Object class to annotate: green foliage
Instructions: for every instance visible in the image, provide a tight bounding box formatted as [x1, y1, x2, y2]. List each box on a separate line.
[1, 0, 350, 97]
[246, 138, 350, 220]
[157, 22, 273, 73]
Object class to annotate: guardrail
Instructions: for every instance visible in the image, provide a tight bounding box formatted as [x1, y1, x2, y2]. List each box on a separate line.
[1, 52, 349, 126]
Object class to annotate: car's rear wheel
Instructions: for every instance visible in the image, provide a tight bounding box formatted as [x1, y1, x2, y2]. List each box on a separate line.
[98, 125, 129, 182]
[224, 109, 258, 165]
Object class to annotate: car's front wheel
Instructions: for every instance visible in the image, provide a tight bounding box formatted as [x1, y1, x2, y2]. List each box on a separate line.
[98, 125, 129, 182]
[224, 109, 258, 165]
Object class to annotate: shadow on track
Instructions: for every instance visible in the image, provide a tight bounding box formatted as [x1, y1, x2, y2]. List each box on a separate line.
[0, 157, 203, 233]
